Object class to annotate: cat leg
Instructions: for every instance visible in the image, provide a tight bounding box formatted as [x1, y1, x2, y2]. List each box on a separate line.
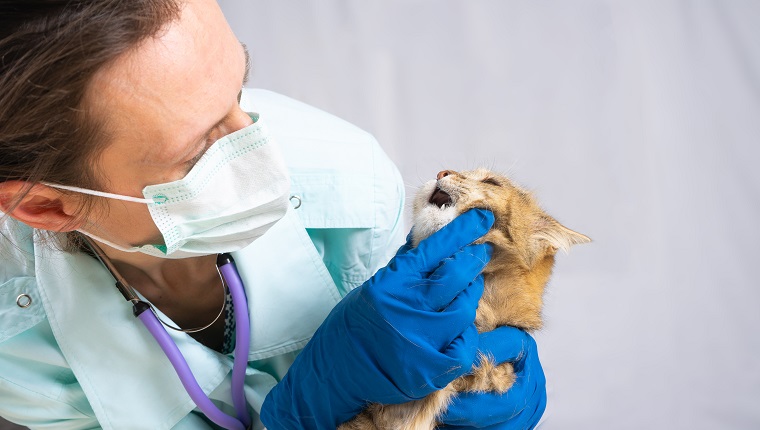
[452, 355, 516, 394]
[346, 385, 456, 430]
[339, 410, 379, 430]
[404, 387, 457, 430]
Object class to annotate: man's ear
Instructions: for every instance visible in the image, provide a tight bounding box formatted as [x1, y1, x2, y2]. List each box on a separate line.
[0, 181, 85, 232]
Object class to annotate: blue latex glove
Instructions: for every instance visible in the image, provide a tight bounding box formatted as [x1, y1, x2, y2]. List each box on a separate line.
[440, 327, 547, 430]
[260, 208, 495, 429]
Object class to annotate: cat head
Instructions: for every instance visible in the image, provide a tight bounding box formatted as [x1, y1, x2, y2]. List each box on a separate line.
[411, 168, 590, 268]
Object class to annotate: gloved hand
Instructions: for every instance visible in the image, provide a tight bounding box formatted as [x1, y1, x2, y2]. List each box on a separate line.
[260, 208, 495, 429]
[439, 327, 547, 430]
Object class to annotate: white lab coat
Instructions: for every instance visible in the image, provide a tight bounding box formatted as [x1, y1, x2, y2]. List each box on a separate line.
[0, 89, 405, 429]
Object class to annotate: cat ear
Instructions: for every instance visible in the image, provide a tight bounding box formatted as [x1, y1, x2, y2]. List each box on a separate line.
[532, 215, 591, 254]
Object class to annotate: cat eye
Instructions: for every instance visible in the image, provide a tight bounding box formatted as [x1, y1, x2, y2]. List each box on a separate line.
[481, 178, 501, 186]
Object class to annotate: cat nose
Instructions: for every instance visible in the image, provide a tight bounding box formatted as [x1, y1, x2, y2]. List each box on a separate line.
[437, 170, 454, 180]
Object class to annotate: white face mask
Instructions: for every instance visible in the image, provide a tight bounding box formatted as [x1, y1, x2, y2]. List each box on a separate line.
[46, 114, 291, 259]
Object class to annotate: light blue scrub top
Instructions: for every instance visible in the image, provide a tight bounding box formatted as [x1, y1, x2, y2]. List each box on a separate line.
[0, 89, 406, 429]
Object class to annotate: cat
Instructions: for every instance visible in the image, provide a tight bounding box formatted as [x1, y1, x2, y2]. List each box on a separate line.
[339, 168, 590, 430]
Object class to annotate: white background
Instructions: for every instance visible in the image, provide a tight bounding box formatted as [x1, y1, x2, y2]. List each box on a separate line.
[219, 1, 760, 429]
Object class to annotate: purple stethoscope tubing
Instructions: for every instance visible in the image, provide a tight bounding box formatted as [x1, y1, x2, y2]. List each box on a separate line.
[137, 310, 247, 430]
[134, 254, 251, 430]
[84, 236, 252, 430]
[133, 254, 251, 430]
[217, 254, 252, 426]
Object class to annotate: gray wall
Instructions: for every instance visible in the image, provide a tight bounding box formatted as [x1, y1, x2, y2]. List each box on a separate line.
[220, 1, 760, 429]
[3, 2, 758, 429]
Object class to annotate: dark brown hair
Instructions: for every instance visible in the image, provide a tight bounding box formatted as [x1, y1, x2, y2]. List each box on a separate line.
[0, 0, 181, 219]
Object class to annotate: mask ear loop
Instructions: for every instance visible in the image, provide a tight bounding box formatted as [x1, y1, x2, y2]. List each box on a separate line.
[42, 182, 155, 204]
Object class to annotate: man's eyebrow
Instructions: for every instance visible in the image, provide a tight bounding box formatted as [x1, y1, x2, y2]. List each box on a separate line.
[242, 42, 251, 86]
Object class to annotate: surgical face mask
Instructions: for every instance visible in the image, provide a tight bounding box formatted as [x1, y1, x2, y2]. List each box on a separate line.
[47, 114, 291, 259]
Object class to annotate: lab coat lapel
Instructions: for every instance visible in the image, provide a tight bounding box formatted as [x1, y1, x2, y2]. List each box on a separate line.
[32, 207, 341, 429]
[232, 206, 342, 361]
[33, 236, 229, 430]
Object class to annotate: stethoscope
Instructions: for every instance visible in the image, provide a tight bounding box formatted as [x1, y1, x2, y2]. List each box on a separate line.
[83, 237, 252, 430]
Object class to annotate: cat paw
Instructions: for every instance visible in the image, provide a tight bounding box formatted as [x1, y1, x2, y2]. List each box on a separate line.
[451, 354, 516, 393]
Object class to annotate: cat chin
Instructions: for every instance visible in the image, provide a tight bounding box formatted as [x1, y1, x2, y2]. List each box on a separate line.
[411, 179, 460, 246]
[411, 207, 459, 247]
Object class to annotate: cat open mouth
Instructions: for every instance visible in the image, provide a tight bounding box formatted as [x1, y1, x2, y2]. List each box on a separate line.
[428, 187, 453, 208]
[344, 168, 591, 430]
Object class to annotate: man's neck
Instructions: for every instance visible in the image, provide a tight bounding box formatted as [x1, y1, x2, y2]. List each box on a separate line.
[96, 241, 219, 298]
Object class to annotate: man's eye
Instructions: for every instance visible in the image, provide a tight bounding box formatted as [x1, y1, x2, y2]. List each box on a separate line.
[185, 151, 205, 169]
[185, 135, 216, 169]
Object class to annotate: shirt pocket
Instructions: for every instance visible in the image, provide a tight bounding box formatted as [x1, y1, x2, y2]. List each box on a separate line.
[289, 173, 375, 229]
[0, 277, 45, 343]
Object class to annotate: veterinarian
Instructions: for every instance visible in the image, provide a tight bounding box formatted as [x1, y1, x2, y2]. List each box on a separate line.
[0, 1, 546, 428]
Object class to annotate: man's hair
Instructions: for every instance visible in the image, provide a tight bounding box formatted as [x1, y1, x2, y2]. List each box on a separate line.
[0, 0, 182, 214]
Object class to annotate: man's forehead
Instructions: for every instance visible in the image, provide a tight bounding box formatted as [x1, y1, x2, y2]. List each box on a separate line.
[87, 0, 246, 165]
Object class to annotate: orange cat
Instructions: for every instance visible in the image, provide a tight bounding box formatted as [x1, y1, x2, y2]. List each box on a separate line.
[340, 168, 590, 430]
